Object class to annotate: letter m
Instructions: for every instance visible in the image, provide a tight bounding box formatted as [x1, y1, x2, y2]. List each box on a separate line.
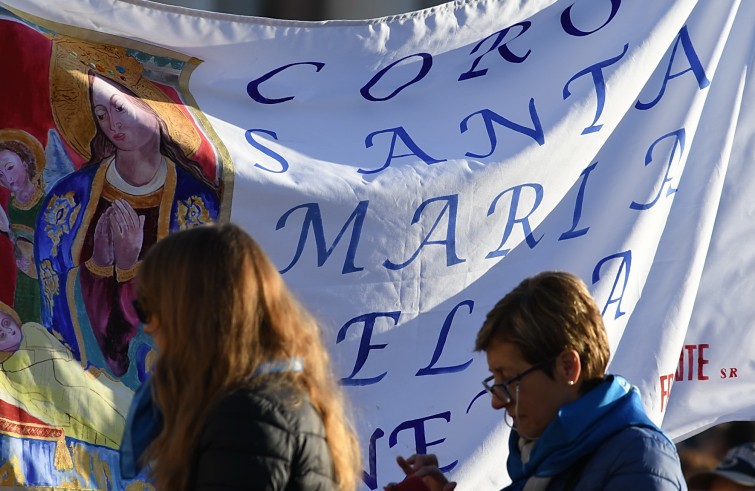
[277, 201, 368, 274]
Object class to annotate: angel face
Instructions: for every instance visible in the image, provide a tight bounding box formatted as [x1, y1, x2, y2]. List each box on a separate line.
[0, 149, 32, 194]
[91, 75, 160, 153]
[0, 312, 22, 352]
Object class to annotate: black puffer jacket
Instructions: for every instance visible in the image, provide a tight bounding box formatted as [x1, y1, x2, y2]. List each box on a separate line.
[189, 378, 338, 490]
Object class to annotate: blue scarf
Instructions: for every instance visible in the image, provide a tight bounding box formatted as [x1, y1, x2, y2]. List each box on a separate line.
[505, 375, 667, 489]
[119, 358, 304, 479]
[119, 377, 161, 480]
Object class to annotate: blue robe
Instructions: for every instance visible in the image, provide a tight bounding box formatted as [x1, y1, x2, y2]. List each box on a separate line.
[34, 157, 219, 389]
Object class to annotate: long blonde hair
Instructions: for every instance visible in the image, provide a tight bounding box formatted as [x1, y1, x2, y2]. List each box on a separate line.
[137, 223, 361, 491]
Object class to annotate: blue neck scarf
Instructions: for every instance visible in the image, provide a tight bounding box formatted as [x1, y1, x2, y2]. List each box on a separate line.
[506, 375, 667, 489]
[119, 358, 304, 479]
[119, 377, 161, 480]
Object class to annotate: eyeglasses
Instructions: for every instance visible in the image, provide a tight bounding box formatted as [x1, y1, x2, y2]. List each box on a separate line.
[132, 299, 150, 324]
[482, 360, 551, 405]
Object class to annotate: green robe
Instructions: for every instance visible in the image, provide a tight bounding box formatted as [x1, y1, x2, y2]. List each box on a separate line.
[8, 189, 43, 324]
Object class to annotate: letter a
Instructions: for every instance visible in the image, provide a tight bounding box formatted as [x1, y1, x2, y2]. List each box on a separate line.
[635, 26, 710, 110]
[592, 250, 632, 319]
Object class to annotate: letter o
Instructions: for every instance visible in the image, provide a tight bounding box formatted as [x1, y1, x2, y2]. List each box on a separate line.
[360, 53, 432, 102]
[561, 0, 621, 37]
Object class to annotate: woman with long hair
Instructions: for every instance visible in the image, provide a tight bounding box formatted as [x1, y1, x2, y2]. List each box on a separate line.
[125, 223, 361, 491]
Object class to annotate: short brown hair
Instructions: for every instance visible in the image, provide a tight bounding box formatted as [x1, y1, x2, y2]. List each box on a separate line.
[475, 271, 610, 384]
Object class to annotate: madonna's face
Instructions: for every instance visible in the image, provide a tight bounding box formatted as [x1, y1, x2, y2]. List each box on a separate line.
[91, 75, 160, 153]
[0, 149, 31, 194]
[0, 312, 22, 352]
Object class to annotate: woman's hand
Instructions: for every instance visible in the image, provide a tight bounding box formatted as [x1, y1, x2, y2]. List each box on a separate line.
[92, 207, 114, 267]
[110, 199, 145, 271]
[385, 454, 456, 491]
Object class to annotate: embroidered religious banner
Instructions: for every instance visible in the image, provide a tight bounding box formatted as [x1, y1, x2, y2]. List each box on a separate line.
[0, 0, 753, 489]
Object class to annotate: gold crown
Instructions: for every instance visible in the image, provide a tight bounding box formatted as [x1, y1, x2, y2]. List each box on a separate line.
[49, 35, 201, 161]
[0, 129, 46, 179]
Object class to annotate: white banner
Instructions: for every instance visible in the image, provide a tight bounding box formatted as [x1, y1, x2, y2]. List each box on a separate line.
[0, 0, 753, 489]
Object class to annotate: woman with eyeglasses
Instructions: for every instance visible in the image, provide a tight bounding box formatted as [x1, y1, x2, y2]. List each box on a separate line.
[387, 271, 685, 491]
[120, 223, 361, 491]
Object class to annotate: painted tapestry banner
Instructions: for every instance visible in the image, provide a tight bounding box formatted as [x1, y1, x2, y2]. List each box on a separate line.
[0, 0, 753, 489]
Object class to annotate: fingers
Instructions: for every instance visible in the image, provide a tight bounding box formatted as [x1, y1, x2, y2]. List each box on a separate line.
[110, 199, 137, 234]
[397, 456, 413, 476]
[108, 199, 144, 237]
[391, 454, 454, 491]
[109, 202, 125, 236]
[95, 208, 112, 236]
[398, 454, 440, 475]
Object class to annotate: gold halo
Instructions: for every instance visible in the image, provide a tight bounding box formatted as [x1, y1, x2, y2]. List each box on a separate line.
[0, 300, 22, 327]
[49, 35, 201, 161]
[0, 128, 46, 180]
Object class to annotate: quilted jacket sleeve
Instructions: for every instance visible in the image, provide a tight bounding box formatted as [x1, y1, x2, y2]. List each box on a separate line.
[572, 426, 686, 491]
[191, 385, 338, 491]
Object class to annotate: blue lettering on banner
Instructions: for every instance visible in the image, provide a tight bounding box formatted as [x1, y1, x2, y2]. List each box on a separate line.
[563, 43, 629, 135]
[360, 53, 433, 102]
[360, 127, 445, 174]
[635, 25, 710, 110]
[384, 194, 465, 270]
[630, 128, 685, 210]
[337, 311, 398, 386]
[486, 183, 544, 258]
[246, 61, 325, 104]
[461, 99, 545, 159]
[466, 388, 488, 414]
[560, 161, 599, 241]
[361, 428, 386, 490]
[244, 128, 289, 173]
[592, 250, 632, 319]
[416, 300, 475, 376]
[560, 0, 622, 37]
[389, 412, 458, 473]
[276, 201, 368, 274]
[458, 21, 532, 81]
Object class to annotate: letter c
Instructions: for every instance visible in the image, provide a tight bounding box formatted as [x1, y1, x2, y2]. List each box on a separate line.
[247, 61, 325, 104]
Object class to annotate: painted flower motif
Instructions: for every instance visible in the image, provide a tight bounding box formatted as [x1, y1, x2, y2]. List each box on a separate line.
[44, 192, 81, 256]
[176, 196, 211, 230]
[39, 260, 59, 313]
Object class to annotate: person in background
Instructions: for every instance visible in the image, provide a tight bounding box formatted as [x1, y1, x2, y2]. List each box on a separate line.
[388, 271, 686, 491]
[679, 447, 719, 483]
[120, 223, 361, 491]
[687, 442, 755, 490]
